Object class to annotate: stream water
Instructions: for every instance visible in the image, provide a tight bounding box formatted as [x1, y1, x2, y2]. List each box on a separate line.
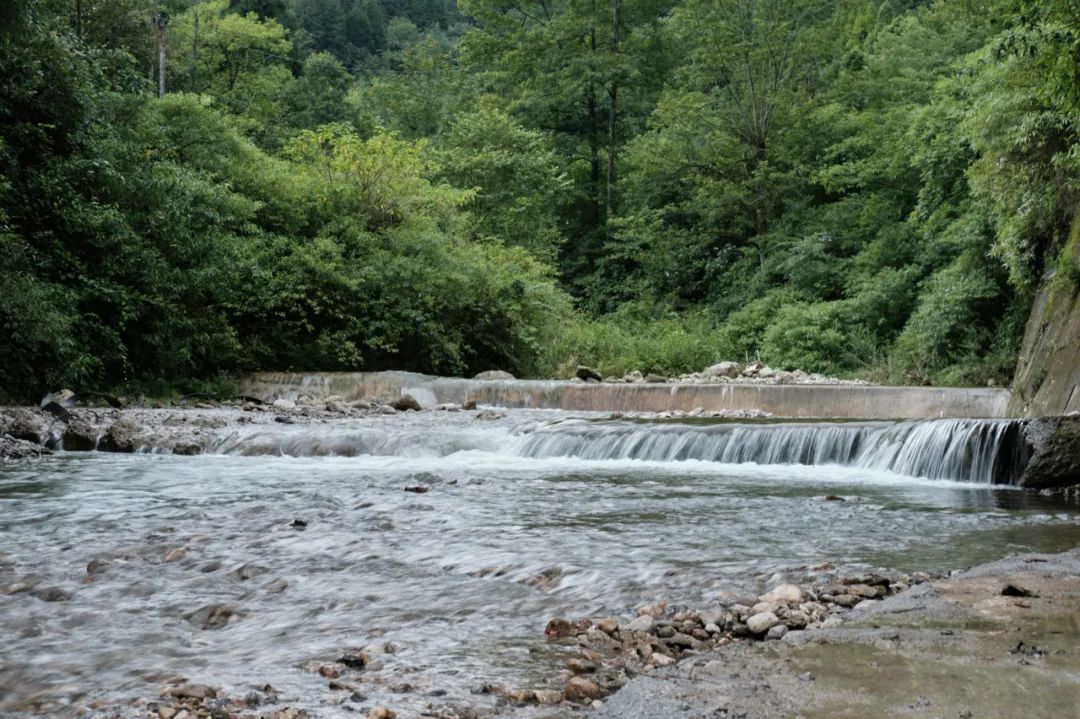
[2, 410, 1078, 717]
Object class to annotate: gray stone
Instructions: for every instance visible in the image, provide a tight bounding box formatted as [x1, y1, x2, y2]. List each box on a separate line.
[624, 615, 654, 633]
[766, 624, 789, 641]
[271, 398, 296, 410]
[98, 418, 141, 453]
[746, 611, 780, 634]
[704, 362, 741, 378]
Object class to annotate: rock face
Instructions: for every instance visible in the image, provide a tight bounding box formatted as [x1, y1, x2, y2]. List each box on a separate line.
[1018, 416, 1080, 489]
[1008, 217, 1080, 416]
[5, 411, 44, 444]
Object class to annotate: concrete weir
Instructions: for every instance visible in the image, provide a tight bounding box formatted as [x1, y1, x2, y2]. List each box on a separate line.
[240, 371, 1011, 419]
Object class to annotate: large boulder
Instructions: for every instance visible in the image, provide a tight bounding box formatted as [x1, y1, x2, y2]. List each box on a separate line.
[704, 362, 741, 378]
[5, 411, 45, 444]
[62, 416, 99, 451]
[98, 418, 142, 453]
[1018, 416, 1080, 490]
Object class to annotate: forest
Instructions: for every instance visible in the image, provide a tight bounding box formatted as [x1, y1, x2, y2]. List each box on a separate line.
[2, 0, 1079, 398]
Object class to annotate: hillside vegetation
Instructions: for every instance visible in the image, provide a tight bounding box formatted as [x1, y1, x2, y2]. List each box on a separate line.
[2, 0, 1079, 397]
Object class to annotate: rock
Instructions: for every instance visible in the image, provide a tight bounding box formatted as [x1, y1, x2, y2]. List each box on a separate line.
[624, 370, 644, 383]
[6, 411, 45, 444]
[534, 689, 562, 705]
[404, 484, 430, 493]
[168, 684, 217, 700]
[31, 586, 72, 602]
[651, 653, 676, 667]
[228, 564, 268, 581]
[757, 366, 777, 379]
[271, 398, 296, 410]
[746, 611, 780, 635]
[750, 601, 775, 615]
[163, 547, 187, 562]
[473, 370, 515, 381]
[86, 558, 109, 575]
[390, 394, 422, 412]
[98, 418, 141, 452]
[462, 400, 478, 410]
[704, 362, 741, 378]
[436, 403, 461, 412]
[186, 604, 239, 630]
[644, 373, 667, 383]
[475, 409, 504, 421]
[318, 665, 341, 679]
[1002, 583, 1038, 597]
[783, 610, 810, 629]
[766, 624, 789, 641]
[596, 617, 619, 636]
[624, 615, 654, 633]
[566, 657, 597, 674]
[62, 417, 98, 451]
[545, 617, 576, 638]
[742, 361, 764, 377]
[563, 677, 604, 704]
[575, 366, 603, 382]
[377, 404, 397, 415]
[759, 584, 804, 606]
[366, 709, 396, 719]
[337, 652, 369, 669]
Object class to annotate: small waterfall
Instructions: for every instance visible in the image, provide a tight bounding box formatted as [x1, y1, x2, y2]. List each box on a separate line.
[516, 418, 1031, 484]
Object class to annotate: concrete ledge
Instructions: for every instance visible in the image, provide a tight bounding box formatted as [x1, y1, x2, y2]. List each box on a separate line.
[239, 372, 1012, 419]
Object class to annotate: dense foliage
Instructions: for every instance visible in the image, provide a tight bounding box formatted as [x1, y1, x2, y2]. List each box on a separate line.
[2, 0, 1078, 397]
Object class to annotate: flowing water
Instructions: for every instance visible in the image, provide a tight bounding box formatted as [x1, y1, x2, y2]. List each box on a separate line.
[1, 410, 1078, 717]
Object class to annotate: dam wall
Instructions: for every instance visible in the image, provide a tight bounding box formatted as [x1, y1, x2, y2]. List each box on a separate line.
[239, 371, 1011, 419]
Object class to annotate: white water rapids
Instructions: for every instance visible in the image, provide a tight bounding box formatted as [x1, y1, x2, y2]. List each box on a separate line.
[207, 416, 1031, 485]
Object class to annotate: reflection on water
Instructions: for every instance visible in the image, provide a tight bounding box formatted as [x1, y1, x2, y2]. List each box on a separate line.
[0, 410, 1077, 717]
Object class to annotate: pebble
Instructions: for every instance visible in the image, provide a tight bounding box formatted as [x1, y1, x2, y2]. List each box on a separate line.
[596, 617, 619, 635]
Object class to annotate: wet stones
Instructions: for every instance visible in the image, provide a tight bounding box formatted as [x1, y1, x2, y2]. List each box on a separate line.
[337, 652, 369, 670]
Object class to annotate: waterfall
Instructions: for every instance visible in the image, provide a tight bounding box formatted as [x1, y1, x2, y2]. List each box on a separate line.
[515, 418, 1031, 484]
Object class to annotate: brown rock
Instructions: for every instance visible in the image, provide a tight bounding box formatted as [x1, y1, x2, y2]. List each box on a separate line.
[563, 677, 604, 704]
[366, 708, 396, 719]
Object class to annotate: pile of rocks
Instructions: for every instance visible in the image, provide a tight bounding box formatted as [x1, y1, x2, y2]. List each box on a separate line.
[147, 682, 308, 719]
[497, 570, 927, 710]
[573, 362, 869, 386]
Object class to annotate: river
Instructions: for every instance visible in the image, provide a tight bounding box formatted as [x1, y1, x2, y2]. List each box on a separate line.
[2, 409, 1078, 716]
